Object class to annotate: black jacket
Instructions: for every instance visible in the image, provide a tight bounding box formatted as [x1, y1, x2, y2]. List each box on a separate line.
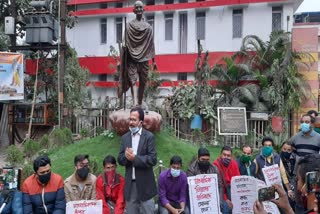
[118, 128, 157, 201]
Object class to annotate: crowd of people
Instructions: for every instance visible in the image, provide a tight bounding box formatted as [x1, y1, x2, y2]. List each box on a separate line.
[1, 107, 319, 214]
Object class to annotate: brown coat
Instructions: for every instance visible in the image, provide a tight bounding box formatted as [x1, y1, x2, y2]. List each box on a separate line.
[64, 173, 97, 202]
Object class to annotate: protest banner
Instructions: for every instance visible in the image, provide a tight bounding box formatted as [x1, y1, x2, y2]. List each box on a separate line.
[66, 200, 103, 214]
[0, 52, 24, 101]
[262, 164, 283, 187]
[231, 176, 280, 214]
[188, 174, 221, 214]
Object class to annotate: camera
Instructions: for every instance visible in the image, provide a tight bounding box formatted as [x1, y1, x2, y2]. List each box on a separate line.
[305, 169, 320, 210]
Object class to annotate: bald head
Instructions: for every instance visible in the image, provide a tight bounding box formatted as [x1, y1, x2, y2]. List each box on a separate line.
[134, 0, 144, 7]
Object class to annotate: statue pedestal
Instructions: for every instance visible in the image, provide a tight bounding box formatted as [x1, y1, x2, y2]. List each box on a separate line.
[109, 109, 162, 136]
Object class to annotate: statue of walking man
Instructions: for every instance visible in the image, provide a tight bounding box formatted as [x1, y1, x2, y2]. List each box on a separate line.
[118, 0, 157, 108]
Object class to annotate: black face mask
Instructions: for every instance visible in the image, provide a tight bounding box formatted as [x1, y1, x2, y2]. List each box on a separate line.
[198, 160, 210, 172]
[77, 167, 89, 180]
[38, 172, 51, 185]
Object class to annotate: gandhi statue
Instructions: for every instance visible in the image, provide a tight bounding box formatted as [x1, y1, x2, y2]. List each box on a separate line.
[119, 0, 156, 107]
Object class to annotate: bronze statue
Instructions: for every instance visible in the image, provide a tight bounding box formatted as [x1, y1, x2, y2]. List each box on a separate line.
[118, 0, 156, 108]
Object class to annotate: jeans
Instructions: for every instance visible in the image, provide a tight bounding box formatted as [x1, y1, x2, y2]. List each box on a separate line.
[222, 200, 232, 214]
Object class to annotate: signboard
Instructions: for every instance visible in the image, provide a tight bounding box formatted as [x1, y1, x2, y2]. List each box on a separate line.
[231, 176, 280, 214]
[66, 200, 103, 214]
[218, 107, 247, 135]
[0, 52, 24, 101]
[188, 174, 221, 214]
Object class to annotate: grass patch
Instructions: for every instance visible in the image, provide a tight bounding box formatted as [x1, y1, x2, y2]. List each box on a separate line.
[49, 129, 223, 179]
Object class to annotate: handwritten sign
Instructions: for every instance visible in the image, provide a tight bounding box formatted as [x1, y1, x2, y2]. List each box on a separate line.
[262, 164, 283, 187]
[231, 176, 280, 214]
[66, 200, 103, 214]
[188, 174, 221, 214]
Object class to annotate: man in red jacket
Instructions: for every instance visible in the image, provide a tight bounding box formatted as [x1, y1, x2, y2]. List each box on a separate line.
[213, 146, 240, 214]
[96, 155, 125, 214]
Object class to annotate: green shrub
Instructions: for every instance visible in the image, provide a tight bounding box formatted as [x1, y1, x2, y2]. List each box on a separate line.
[50, 128, 73, 148]
[39, 134, 50, 149]
[89, 156, 100, 176]
[80, 128, 90, 138]
[21, 163, 34, 182]
[95, 126, 105, 136]
[24, 139, 41, 158]
[6, 145, 24, 166]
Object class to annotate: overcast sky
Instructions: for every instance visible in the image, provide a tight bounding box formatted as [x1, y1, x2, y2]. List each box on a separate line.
[296, 0, 320, 13]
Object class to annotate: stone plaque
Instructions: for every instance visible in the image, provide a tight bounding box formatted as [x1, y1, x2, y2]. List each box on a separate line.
[218, 107, 247, 135]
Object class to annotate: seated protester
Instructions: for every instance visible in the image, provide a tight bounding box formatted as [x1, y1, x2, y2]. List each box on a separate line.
[253, 154, 320, 214]
[213, 146, 240, 214]
[187, 148, 223, 212]
[158, 155, 189, 214]
[96, 155, 125, 214]
[236, 145, 256, 177]
[22, 155, 66, 214]
[64, 154, 97, 202]
[0, 185, 23, 214]
[253, 137, 294, 201]
[280, 141, 295, 209]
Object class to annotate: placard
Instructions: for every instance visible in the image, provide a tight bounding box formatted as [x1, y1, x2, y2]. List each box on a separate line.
[218, 107, 247, 135]
[0, 52, 24, 101]
[262, 164, 283, 187]
[231, 176, 280, 214]
[188, 174, 221, 214]
[66, 200, 103, 214]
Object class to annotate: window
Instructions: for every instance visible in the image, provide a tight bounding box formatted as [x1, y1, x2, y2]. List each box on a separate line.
[100, 18, 107, 44]
[100, 3, 108, 8]
[165, 13, 173, 40]
[196, 11, 205, 40]
[272, 6, 282, 31]
[98, 74, 107, 81]
[146, 0, 155, 5]
[179, 0, 187, 3]
[115, 2, 122, 8]
[146, 15, 155, 32]
[232, 9, 243, 38]
[165, 0, 174, 4]
[115, 17, 123, 43]
[177, 73, 187, 81]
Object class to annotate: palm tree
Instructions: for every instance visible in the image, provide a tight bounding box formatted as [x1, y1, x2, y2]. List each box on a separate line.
[237, 31, 314, 116]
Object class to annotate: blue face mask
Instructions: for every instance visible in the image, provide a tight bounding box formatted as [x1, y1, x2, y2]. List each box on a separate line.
[300, 123, 310, 133]
[129, 126, 140, 134]
[170, 168, 180, 177]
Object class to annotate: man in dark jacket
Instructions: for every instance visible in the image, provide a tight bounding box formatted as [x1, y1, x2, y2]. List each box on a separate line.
[22, 156, 66, 214]
[236, 145, 256, 177]
[118, 107, 157, 214]
[186, 148, 223, 212]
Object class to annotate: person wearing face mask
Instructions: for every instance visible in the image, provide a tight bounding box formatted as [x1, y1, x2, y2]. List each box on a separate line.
[96, 155, 125, 214]
[253, 154, 320, 214]
[253, 137, 294, 201]
[118, 106, 157, 214]
[280, 141, 296, 209]
[291, 114, 320, 212]
[236, 145, 256, 177]
[158, 156, 189, 214]
[186, 148, 223, 212]
[22, 155, 66, 213]
[64, 154, 97, 202]
[213, 146, 240, 214]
